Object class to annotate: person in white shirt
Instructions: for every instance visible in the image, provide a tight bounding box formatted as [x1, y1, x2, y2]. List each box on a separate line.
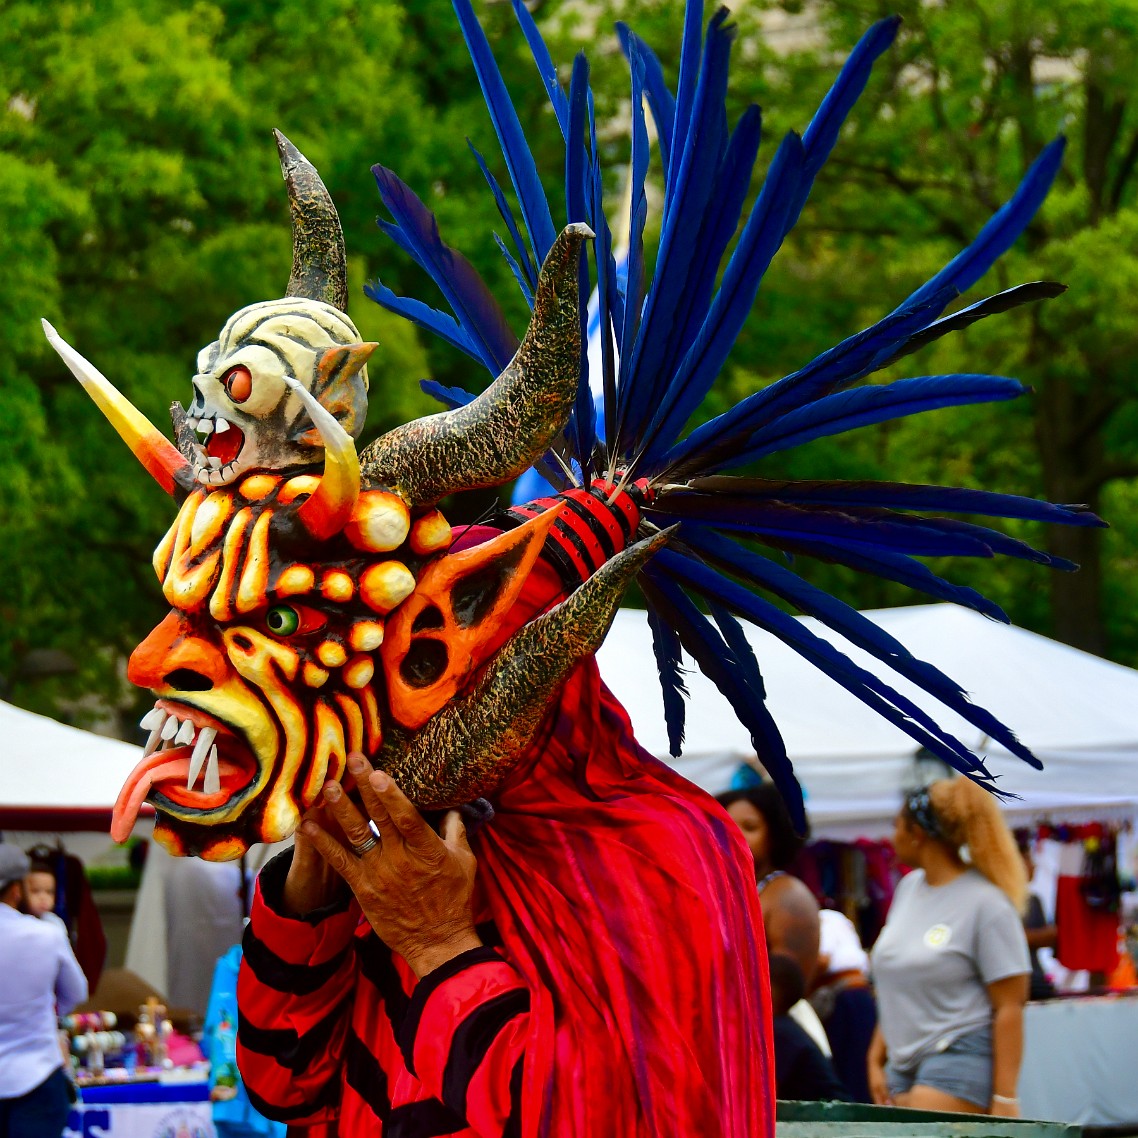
[0, 842, 88, 1137]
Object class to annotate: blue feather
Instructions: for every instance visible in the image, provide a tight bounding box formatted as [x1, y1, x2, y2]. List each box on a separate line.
[654, 550, 1006, 786]
[669, 0, 706, 209]
[468, 141, 538, 292]
[616, 23, 676, 176]
[735, 374, 1026, 462]
[451, 0, 558, 266]
[641, 569, 805, 829]
[590, 114, 619, 449]
[681, 527, 1041, 768]
[663, 287, 958, 473]
[640, 131, 804, 460]
[905, 139, 1066, 309]
[510, 0, 570, 136]
[681, 477, 1105, 528]
[767, 534, 1010, 621]
[372, 166, 519, 374]
[645, 601, 689, 755]
[493, 233, 535, 307]
[650, 500, 1002, 559]
[874, 282, 1067, 370]
[565, 53, 595, 474]
[364, 279, 481, 363]
[784, 17, 901, 232]
[419, 378, 477, 410]
[616, 41, 651, 401]
[620, 10, 735, 446]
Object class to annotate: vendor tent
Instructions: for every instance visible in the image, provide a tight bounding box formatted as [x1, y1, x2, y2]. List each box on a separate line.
[0, 699, 146, 830]
[596, 604, 1138, 838]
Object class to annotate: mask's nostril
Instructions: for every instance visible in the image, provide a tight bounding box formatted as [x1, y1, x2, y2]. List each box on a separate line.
[190, 379, 206, 412]
[165, 668, 213, 692]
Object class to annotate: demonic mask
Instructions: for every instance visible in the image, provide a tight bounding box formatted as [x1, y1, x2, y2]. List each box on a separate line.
[46, 134, 654, 860]
[187, 297, 373, 488]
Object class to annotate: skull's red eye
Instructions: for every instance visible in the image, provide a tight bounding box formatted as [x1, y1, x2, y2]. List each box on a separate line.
[223, 366, 252, 403]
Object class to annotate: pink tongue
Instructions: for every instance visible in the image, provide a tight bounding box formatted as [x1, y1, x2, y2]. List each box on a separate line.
[111, 750, 189, 842]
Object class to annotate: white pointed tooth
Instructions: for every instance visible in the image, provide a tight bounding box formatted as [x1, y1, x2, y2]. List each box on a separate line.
[215, 418, 230, 433]
[203, 745, 221, 795]
[197, 419, 214, 435]
[207, 456, 223, 470]
[161, 715, 179, 740]
[143, 724, 164, 757]
[140, 707, 165, 730]
[186, 727, 215, 791]
[175, 719, 195, 746]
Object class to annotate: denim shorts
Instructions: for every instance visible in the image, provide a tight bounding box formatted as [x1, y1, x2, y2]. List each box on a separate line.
[886, 1027, 992, 1109]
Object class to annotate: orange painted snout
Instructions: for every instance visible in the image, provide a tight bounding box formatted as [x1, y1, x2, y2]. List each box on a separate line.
[128, 610, 232, 693]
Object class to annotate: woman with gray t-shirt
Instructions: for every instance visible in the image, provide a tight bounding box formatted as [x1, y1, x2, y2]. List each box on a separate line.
[868, 779, 1030, 1117]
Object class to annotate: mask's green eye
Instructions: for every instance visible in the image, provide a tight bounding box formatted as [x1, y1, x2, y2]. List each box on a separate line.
[266, 605, 300, 636]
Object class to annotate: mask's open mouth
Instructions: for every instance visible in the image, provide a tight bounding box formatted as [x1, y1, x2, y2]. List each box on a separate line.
[188, 415, 247, 485]
[112, 702, 259, 842]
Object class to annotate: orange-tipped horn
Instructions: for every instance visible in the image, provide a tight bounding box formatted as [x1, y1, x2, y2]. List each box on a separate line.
[42, 319, 193, 496]
[285, 377, 361, 540]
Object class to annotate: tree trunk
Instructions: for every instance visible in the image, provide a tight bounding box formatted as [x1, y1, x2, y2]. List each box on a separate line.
[1034, 373, 1108, 656]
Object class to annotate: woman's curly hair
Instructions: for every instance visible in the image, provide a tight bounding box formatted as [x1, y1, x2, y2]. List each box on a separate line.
[922, 778, 1027, 912]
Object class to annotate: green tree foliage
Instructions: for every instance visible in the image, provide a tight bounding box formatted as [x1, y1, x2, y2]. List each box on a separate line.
[3, 0, 1137, 728]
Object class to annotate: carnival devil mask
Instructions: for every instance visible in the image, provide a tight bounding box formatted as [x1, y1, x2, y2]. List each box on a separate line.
[45, 134, 655, 860]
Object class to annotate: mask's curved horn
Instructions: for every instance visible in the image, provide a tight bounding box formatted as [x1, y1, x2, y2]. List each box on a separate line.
[360, 222, 593, 506]
[275, 130, 349, 313]
[284, 378, 361, 540]
[42, 320, 193, 496]
[378, 526, 673, 808]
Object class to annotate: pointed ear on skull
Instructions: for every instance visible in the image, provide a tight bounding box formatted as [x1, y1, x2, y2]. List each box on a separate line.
[381, 506, 563, 730]
[292, 342, 377, 446]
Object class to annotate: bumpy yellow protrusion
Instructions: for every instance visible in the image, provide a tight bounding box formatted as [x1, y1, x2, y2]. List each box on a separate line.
[240, 474, 279, 501]
[350, 620, 385, 652]
[345, 491, 411, 553]
[359, 561, 416, 614]
[409, 509, 452, 555]
[302, 661, 330, 688]
[321, 570, 355, 603]
[316, 640, 348, 669]
[275, 565, 316, 598]
[279, 474, 320, 504]
[343, 655, 375, 689]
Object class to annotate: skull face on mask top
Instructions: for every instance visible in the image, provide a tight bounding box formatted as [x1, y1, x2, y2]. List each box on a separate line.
[187, 297, 374, 488]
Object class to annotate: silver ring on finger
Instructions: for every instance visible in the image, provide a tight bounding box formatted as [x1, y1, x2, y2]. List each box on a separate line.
[351, 835, 379, 858]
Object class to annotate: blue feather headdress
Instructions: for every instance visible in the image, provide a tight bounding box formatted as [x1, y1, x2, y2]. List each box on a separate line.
[365, 0, 1103, 829]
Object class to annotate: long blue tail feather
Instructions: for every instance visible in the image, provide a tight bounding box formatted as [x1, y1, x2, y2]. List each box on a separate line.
[468, 141, 538, 296]
[678, 527, 1041, 767]
[645, 601, 690, 756]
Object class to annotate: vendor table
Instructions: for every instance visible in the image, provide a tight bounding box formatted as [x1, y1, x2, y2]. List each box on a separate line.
[1019, 994, 1138, 1126]
[65, 1079, 215, 1138]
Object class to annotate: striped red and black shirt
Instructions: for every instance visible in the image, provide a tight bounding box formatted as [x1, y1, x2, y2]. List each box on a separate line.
[237, 850, 528, 1136]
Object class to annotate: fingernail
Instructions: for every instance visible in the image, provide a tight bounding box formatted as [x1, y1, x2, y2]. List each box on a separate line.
[348, 754, 366, 774]
[324, 782, 342, 802]
[371, 771, 389, 792]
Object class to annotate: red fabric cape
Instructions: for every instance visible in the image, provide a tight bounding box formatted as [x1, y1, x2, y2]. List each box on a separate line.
[463, 536, 775, 1137]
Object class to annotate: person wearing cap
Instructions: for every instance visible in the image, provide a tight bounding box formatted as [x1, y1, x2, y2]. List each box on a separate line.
[0, 841, 88, 1137]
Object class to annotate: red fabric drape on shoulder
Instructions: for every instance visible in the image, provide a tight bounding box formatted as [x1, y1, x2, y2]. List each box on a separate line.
[456, 526, 775, 1137]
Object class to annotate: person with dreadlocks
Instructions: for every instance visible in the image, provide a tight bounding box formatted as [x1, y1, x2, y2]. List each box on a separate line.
[868, 779, 1030, 1117]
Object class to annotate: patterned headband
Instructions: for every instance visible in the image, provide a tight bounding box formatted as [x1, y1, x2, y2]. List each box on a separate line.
[904, 787, 943, 839]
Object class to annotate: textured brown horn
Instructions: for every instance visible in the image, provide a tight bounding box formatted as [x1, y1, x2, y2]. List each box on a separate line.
[359, 222, 593, 506]
[275, 129, 349, 312]
[378, 526, 673, 808]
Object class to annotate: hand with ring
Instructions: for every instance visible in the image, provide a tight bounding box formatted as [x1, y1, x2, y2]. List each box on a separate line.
[299, 752, 482, 977]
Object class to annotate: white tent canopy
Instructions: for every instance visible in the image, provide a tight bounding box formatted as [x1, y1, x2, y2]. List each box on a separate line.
[0, 699, 144, 828]
[597, 604, 1138, 839]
